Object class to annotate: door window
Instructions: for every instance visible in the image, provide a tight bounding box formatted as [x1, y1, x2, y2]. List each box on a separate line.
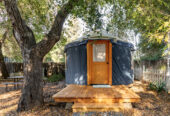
[93, 44, 106, 62]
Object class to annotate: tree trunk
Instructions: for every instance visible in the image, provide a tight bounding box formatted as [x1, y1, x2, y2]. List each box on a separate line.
[4, 0, 78, 112]
[0, 43, 9, 79]
[17, 52, 44, 111]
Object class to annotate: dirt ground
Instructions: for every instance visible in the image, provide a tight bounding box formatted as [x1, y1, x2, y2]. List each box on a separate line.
[0, 80, 169, 116]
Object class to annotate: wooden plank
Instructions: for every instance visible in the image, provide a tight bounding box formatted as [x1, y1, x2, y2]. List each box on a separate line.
[66, 85, 81, 98]
[54, 98, 140, 103]
[87, 42, 91, 85]
[73, 103, 132, 109]
[52, 85, 75, 98]
[109, 42, 112, 85]
[72, 103, 132, 112]
[54, 98, 75, 102]
[77, 85, 89, 98]
[119, 85, 140, 98]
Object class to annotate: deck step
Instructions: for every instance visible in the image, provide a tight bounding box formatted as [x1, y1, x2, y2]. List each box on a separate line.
[72, 103, 132, 112]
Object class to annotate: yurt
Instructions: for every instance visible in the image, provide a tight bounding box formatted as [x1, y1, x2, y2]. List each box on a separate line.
[64, 32, 134, 85]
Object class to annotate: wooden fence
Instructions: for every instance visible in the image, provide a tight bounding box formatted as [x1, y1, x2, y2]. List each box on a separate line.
[0, 62, 65, 78]
[134, 68, 169, 86]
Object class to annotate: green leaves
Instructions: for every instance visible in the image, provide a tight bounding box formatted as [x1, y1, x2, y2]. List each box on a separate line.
[1, 0, 169, 62]
[139, 35, 166, 61]
[125, 0, 170, 39]
[122, 0, 170, 60]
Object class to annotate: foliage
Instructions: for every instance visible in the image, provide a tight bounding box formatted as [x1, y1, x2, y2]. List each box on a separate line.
[139, 37, 166, 61]
[2, 32, 22, 62]
[148, 81, 166, 92]
[124, 0, 170, 40]
[1, 0, 169, 62]
[0, 0, 169, 62]
[122, 0, 170, 60]
[0, 3, 22, 61]
[43, 35, 67, 62]
[44, 17, 84, 62]
[47, 73, 64, 82]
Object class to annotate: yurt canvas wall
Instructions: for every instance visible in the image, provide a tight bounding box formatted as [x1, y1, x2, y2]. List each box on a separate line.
[64, 39, 134, 85]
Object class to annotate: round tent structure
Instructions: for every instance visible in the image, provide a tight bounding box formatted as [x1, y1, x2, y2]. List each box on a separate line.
[64, 32, 134, 85]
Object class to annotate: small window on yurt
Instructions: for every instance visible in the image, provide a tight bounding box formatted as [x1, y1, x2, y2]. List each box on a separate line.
[93, 44, 106, 62]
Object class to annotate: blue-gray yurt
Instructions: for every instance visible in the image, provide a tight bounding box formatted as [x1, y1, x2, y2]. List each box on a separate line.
[64, 32, 134, 85]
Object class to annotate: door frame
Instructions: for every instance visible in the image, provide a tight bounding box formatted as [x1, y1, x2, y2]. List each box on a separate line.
[87, 40, 112, 85]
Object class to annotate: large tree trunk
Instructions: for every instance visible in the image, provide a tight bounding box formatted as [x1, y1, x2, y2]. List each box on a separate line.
[17, 52, 44, 111]
[4, 0, 78, 112]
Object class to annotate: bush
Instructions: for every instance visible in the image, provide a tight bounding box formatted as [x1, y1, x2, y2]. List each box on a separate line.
[47, 73, 64, 82]
[148, 81, 166, 92]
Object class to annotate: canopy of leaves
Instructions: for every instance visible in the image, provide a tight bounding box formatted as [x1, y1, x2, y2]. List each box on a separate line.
[139, 37, 166, 61]
[121, 0, 170, 60]
[0, 2, 21, 61]
[1, 0, 169, 61]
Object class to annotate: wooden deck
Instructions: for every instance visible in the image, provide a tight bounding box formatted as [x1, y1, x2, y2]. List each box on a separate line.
[53, 85, 140, 103]
[53, 85, 140, 112]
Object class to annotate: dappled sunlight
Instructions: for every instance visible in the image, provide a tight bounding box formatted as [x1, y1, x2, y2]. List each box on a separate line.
[0, 81, 169, 115]
[0, 90, 20, 99]
[0, 81, 72, 116]
[0, 90, 20, 115]
[129, 81, 148, 93]
[130, 86, 145, 92]
[0, 104, 17, 115]
[73, 74, 86, 85]
[131, 81, 170, 116]
[26, 64, 32, 72]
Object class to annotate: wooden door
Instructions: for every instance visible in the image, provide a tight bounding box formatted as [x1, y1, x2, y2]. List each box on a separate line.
[87, 40, 112, 85]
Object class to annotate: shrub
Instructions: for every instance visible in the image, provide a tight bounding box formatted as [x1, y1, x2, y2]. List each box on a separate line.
[47, 73, 64, 82]
[148, 81, 166, 92]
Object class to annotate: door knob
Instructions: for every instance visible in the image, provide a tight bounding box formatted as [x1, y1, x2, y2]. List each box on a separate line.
[107, 62, 109, 64]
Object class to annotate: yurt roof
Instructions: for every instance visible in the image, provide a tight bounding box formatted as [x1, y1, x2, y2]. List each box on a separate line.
[64, 31, 135, 52]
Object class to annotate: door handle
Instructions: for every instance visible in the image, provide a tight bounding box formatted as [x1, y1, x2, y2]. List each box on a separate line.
[107, 62, 109, 64]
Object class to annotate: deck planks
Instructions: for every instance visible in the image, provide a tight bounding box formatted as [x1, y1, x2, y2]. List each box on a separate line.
[53, 85, 140, 103]
[72, 103, 132, 112]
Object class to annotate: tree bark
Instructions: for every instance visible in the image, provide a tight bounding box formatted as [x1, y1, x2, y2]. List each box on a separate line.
[3, 0, 78, 111]
[0, 30, 9, 79]
[17, 52, 44, 111]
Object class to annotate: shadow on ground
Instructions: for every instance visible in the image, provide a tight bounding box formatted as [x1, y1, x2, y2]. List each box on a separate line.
[0, 80, 169, 116]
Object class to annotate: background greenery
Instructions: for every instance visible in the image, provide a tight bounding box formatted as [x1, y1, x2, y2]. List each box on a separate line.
[0, 0, 169, 62]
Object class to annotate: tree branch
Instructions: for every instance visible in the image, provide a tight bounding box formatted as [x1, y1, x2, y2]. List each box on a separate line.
[35, 0, 78, 57]
[4, 0, 36, 50]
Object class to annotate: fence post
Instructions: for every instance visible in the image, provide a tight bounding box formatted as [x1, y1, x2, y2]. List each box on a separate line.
[167, 65, 170, 93]
[167, 32, 170, 93]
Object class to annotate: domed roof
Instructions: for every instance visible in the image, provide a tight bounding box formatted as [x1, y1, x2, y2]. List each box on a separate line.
[64, 34, 134, 53]
[75, 30, 116, 42]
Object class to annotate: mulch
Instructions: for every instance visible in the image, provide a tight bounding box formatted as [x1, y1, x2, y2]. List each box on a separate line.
[0, 80, 170, 116]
